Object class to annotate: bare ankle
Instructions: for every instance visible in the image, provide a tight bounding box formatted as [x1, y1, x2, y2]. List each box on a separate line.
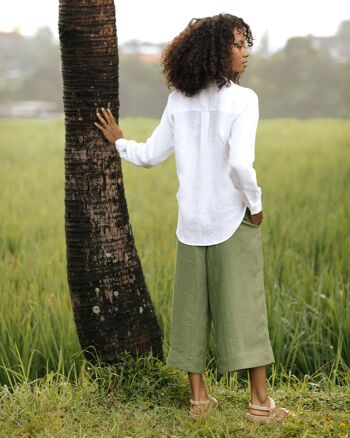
[251, 392, 269, 405]
[188, 372, 209, 401]
[191, 387, 208, 401]
[200, 387, 209, 400]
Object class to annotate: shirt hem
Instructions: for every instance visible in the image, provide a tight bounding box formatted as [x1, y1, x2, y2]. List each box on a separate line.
[175, 209, 247, 246]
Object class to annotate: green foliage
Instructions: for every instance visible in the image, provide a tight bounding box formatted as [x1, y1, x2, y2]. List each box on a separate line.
[0, 27, 63, 108]
[119, 55, 170, 118]
[244, 37, 350, 118]
[0, 117, 349, 435]
[0, 117, 349, 390]
[0, 356, 349, 436]
[1, 22, 350, 118]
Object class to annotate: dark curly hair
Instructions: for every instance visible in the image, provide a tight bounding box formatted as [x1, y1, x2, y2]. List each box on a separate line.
[160, 13, 254, 97]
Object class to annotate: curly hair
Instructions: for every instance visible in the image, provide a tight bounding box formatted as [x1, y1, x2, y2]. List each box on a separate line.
[160, 13, 254, 97]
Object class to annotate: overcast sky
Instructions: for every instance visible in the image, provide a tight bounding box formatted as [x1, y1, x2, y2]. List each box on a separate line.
[0, 0, 348, 51]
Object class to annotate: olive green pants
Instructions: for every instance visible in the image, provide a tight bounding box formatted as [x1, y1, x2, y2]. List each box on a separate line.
[166, 208, 275, 374]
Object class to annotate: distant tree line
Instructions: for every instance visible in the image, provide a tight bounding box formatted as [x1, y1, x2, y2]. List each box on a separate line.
[0, 21, 349, 118]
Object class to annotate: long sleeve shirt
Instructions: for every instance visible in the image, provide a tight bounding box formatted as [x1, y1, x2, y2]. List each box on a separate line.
[115, 80, 262, 246]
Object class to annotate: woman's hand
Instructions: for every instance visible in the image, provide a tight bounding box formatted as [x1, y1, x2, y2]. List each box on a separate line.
[249, 209, 263, 225]
[94, 107, 123, 145]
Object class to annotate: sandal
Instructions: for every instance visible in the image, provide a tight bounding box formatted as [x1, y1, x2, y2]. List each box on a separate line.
[245, 396, 295, 423]
[189, 395, 218, 418]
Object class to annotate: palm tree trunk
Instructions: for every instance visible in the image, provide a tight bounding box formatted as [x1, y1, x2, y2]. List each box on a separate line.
[58, 0, 163, 365]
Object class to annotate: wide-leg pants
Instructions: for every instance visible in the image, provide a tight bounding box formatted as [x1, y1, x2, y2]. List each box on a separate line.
[166, 208, 275, 374]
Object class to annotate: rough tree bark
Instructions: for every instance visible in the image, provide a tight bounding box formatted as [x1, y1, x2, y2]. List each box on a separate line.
[58, 0, 163, 365]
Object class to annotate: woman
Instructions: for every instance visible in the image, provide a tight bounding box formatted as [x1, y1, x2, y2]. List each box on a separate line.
[95, 13, 293, 422]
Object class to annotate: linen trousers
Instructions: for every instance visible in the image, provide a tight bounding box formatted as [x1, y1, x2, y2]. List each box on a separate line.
[166, 208, 275, 374]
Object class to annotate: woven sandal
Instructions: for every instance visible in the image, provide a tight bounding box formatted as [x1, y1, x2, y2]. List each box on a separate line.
[189, 395, 218, 418]
[245, 396, 295, 423]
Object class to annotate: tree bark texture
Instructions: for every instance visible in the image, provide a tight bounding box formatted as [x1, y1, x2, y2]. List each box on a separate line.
[58, 0, 163, 364]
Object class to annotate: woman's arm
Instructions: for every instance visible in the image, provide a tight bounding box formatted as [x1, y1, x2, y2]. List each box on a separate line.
[95, 97, 174, 169]
[228, 91, 262, 215]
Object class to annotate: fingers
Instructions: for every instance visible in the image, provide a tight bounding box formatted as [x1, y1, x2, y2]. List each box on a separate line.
[101, 107, 114, 124]
[94, 121, 106, 132]
[96, 111, 108, 128]
[108, 108, 116, 122]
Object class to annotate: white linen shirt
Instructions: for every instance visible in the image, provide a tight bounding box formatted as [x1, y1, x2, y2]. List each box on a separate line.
[115, 80, 262, 246]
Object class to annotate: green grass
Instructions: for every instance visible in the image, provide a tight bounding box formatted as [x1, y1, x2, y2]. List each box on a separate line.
[0, 354, 349, 437]
[0, 117, 349, 436]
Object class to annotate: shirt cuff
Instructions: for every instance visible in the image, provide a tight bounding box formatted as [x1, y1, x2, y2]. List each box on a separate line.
[248, 200, 262, 215]
[115, 138, 128, 154]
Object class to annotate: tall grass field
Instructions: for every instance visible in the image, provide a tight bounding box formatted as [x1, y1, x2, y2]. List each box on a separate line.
[0, 117, 349, 436]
